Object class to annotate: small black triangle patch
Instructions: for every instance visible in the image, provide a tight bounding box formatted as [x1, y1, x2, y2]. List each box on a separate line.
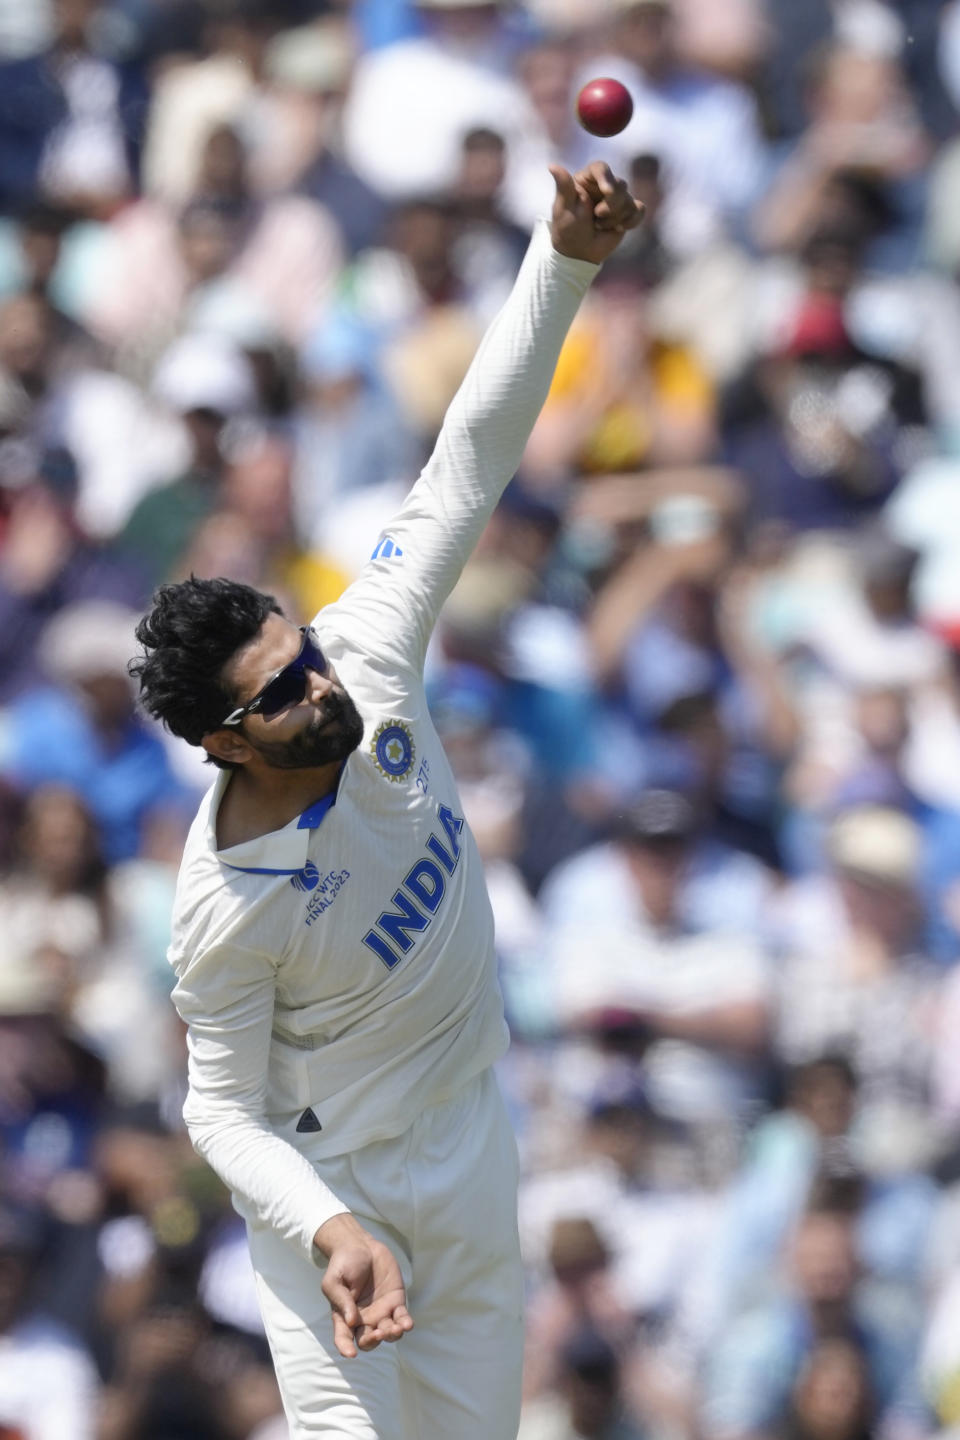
[296, 1107, 322, 1133]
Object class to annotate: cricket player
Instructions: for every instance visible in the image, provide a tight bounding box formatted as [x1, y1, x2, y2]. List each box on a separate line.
[131, 162, 642, 1439]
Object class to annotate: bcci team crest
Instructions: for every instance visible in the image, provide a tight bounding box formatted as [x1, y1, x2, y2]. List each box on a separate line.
[371, 720, 415, 782]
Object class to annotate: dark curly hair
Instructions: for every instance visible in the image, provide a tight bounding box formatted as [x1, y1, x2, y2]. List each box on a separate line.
[130, 577, 282, 770]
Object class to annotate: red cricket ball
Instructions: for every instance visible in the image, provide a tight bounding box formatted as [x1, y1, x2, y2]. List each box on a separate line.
[575, 77, 634, 138]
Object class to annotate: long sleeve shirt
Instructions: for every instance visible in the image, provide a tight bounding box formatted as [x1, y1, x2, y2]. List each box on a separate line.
[167, 220, 598, 1263]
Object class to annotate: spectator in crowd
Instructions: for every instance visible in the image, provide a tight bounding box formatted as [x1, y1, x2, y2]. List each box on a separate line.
[0, 782, 181, 1103]
[88, 119, 344, 363]
[574, 475, 792, 861]
[117, 332, 256, 588]
[697, 1057, 939, 1352]
[0, 599, 187, 861]
[435, 479, 608, 886]
[754, 40, 929, 265]
[772, 805, 942, 1168]
[520, 1327, 645, 1440]
[542, 788, 772, 1138]
[451, 127, 532, 320]
[98, 1264, 248, 1439]
[272, 21, 389, 257]
[721, 230, 929, 534]
[1, 203, 104, 368]
[0, 445, 144, 699]
[0, 969, 108, 1218]
[139, 0, 284, 208]
[669, 0, 766, 84]
[330, 184, 493, 448]
[775, 1335, 877, 1440]
[756, 0, 956, 144]
[0, 1200, 99, 1440]
[585, 0, 767, 249]
[776, 531, 947, 858]
[703, 1188, 926, 1440]
[750, 165, 960, 437]
[292, 314, 421, 550]
[524, 240, 716, 480]
[541, 785, 771, 945]
[0, 286, 81, 416]
[0, 0, 148, 216]
[523, 1217, 635, 1406]
[608, 151, 758, 385]
[343, 0, 540, 208]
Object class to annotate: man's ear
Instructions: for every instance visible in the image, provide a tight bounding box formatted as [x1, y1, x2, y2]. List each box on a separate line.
[202, 728, 252, 767]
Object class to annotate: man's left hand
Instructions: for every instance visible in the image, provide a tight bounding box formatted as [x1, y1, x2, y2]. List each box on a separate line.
[549, 161, 644, 266]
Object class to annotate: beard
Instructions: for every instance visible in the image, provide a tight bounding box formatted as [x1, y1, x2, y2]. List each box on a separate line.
[249, 685, 364, 770]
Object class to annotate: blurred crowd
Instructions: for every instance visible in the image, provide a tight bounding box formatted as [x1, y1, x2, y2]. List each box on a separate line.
[9, 0, 960, 1437]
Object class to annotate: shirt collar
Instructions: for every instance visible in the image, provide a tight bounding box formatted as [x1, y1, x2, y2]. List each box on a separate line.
[209, 771, 340, 876]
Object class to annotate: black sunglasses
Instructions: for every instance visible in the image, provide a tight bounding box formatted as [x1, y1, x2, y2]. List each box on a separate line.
[221, 626, 328, 728]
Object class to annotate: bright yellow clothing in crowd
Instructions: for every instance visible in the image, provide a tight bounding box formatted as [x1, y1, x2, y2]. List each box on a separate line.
[545, 318, 715, 472]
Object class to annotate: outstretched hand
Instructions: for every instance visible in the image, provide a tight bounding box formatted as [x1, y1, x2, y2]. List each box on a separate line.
[315, 1213, 414, 1359]
[549, 161, 644, 266]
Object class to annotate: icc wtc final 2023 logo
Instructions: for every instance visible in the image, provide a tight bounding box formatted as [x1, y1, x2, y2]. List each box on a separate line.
[371, 720, 415, 782]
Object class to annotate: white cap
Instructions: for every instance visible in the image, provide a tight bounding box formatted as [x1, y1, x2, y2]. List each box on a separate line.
[264, 21, 354, 93]
[152, 333, 256, 417]
[39, 600, 140, 684]
[185, 282, 280, 351]
[0, 961, 59, 1016]
[827, 806, 922, 886]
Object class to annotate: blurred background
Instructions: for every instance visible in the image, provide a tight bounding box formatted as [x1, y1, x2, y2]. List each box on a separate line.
[8, 0, 960, 1436]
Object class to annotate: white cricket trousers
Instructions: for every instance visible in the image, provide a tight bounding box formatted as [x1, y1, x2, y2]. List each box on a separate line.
[247, 1067, 524, 1439]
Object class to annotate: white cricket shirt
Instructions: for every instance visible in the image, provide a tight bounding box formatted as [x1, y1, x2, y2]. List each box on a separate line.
[168, 221, 598, 1262]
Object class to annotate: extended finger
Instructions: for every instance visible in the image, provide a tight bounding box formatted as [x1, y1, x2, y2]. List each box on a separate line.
[578, 161, 618, 196]
[549, 164, 579, 209]
[592, 177, 630, 214]
[323, 1278, 360, 1330]
[332, 1311, 359, 1360]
